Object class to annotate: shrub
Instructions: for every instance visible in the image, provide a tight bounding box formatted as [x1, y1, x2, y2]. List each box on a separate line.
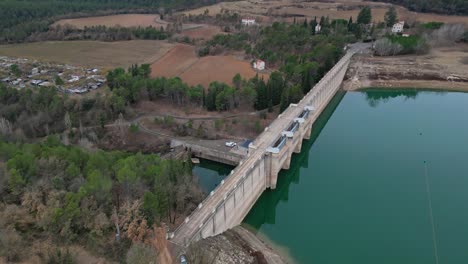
[422, 22, 444, 30]
[0, 228, 25, 262]
[430, 24, 466, 46]
[129, 124, 139, 133]
[126, 243, 158, 264]
[214, 119, 223, 131]
[46, 248, 75, 264]
[374, 38, 402, 56]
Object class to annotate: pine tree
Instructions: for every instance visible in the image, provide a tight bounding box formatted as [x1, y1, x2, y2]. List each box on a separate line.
[348, 16, 354, 32]
[384, 6, 398, 27]
[357, 6, 372, 25]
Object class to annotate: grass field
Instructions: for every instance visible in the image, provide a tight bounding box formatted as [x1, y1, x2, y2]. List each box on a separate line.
[53, 14, 168, 29]
[180, 0, 468, 24]
[0, 40, 174, 69]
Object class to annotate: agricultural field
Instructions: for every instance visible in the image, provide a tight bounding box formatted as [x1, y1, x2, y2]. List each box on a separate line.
[150, 44, 268, 87]
[179, 25, 224, 40]
[53, 14, 169, 29]
[0, 40, 174, 69]
[180, 55, 268, 87]
[179, 0, 468, 24]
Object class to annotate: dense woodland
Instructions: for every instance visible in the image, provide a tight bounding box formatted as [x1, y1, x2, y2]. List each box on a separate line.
[0, 137, 202, 262]
[373, 0, 468, 15]
[0, 0, 229, 43]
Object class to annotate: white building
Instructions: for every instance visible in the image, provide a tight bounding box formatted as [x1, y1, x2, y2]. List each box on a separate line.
[242, 18, 256, 26]
[253, 59, 265, 71]
[392, 21, 405, 34]
[315, 24, 322, 33]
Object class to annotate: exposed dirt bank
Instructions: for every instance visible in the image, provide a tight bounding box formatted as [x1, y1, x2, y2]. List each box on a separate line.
[187, 226, 287, 264]
[343, 45, 468, 92]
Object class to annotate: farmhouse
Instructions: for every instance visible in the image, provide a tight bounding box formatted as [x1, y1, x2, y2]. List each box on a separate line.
[392, 21, 405, 33]
[253, 59, 265, 71]
[242, 18, 256, 26]
[315, 24, 322, 33]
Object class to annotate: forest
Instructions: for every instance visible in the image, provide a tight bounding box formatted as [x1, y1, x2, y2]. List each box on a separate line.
[0, 0, 229, 43]
[0, 137, 202, 262]
[372, 0, 468, 15]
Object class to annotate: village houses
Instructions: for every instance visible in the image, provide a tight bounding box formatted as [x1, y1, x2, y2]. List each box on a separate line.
[242, 18, 256, 26]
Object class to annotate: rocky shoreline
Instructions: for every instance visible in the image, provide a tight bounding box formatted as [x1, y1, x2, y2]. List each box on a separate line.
[187, 226, 288, 264]
[343, 46, 468, 92]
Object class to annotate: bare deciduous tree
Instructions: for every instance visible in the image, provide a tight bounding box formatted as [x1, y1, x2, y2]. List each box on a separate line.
[0, 117, 13, 139]
[374, 38, 403, 56]
[430, 24, 466, 46]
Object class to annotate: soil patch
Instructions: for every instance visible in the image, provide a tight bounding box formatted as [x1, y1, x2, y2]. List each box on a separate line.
[150, 44, 199, 78]
[54, 14, 168, 29]
[180, 55, 269, 87]
[150, 44, 268, 87]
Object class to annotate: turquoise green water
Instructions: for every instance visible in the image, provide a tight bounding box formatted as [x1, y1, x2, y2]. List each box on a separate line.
[242, 89, 468, 264]
[194, 89, 468, 264]
[193, 159, 233, 193]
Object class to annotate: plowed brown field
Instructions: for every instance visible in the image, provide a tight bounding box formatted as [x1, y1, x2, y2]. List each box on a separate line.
[54, 14, 168, 29]
[150, 44, 268, 87]
[180, 56, 268, 87]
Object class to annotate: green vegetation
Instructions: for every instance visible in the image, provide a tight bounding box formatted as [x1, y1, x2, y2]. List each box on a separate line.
[384, 6, 398, 27]
[0, 0, 227, 43]
[107, 64, 205, 108]
[422, 22, 445, 30]
[357, 6, 372, 25]
[30, 25, 171, 42]
[388, 35, 429, 54]
[55, 75, 64, 86]
[0, 82, 120, 138]
[371, 0, 468, 15]
[9, 64, 21, 77]
[199, 32, 250, 56]
[0, 137, 202, 261]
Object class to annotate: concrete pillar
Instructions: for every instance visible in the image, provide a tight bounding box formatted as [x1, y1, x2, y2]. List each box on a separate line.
[282, 151, 292, 170]
[294, 138, 302, 153]
[304, 123, 313, 140]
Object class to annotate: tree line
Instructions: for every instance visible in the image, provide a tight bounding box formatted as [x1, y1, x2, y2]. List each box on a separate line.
[27, 24, 170, 42]
[371, 0, 468, 15]
[0, 0, 230, 43]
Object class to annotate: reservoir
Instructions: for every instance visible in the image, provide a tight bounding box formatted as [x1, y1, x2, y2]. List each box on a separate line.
[196, 89, 468, 264]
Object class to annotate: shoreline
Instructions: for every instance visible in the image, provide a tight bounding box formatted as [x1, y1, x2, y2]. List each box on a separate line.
[343, 45, 468, 93]
[344, 80, 468, 93]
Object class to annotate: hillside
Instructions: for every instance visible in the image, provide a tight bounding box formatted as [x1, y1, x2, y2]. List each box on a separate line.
[0, 0, 231, 43]
[371, 0, 468, 15]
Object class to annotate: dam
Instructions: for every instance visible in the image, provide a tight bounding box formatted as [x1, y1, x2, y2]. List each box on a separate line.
[169, 47, 363, 247]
